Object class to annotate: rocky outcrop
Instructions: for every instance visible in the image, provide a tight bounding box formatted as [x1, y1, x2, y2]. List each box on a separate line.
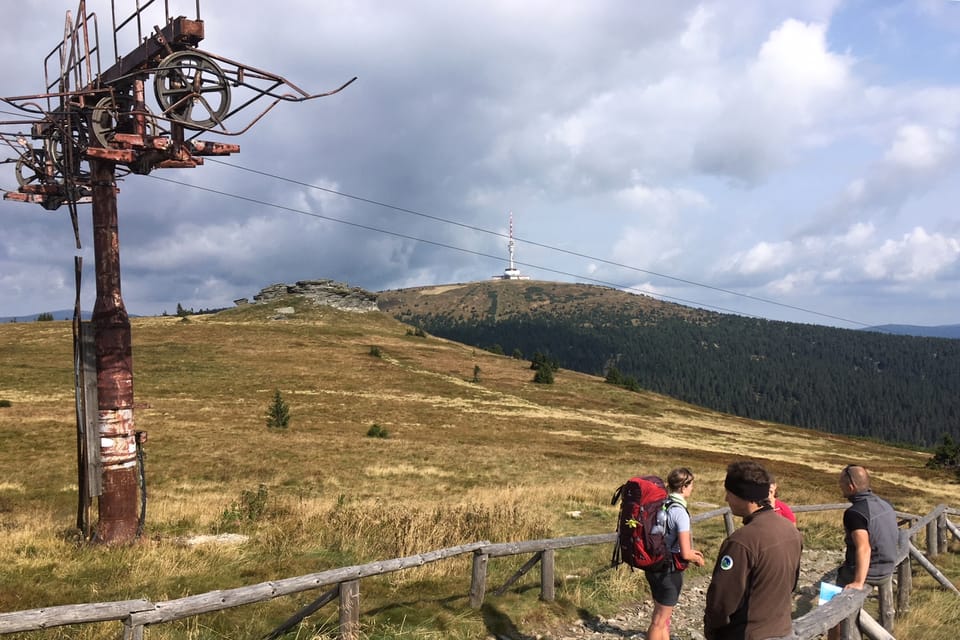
[249, 280, 379, 313]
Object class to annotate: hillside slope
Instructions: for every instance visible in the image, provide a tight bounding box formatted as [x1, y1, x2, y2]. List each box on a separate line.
[0, 298, 956, 638]
[378, 280, 714, 324]
[377, 280, 960, 448]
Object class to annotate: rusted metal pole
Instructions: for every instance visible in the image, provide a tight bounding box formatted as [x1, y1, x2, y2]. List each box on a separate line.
[90, 157, 139, 544]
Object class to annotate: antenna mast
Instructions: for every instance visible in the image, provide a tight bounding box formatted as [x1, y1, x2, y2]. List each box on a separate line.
[493, 211, 529, 280]
[508, 212, 516, 272]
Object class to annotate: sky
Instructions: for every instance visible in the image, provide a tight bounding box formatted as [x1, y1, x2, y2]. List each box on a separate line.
[1, 0, 960, 329]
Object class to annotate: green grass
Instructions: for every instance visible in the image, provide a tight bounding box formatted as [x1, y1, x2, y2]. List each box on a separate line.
[0, 299, 958, 639]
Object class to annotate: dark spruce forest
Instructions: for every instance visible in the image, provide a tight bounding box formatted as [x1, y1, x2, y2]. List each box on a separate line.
[378, 280, 959, 449]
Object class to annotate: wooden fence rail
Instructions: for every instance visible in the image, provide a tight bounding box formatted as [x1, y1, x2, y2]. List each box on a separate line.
[0, 542, 489, 638]
[0, 505, 956, 640]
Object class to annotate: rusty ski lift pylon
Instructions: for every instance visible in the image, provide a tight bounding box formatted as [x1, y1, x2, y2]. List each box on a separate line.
[1, 0, 355, 545]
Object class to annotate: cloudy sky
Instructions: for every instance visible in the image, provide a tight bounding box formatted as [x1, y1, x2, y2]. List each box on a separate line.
[2, 0, 959, 328]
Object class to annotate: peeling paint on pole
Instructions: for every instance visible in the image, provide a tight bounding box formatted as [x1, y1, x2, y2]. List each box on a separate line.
[91, 158, 138, 545]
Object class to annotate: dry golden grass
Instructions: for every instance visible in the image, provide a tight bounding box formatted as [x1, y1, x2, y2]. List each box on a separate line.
[0, 299, 958, 639]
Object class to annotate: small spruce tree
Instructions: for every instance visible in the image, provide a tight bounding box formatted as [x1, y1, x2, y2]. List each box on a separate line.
[605, 366, 623, 385]
[266, 389, 291, 429]
[533, 364, 555, 384]
[927, 434, 959, 473]
[366, 423, 389, 438]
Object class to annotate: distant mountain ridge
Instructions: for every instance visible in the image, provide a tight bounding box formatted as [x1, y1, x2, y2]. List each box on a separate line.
[378, 280, 960, 448]
[10, 299, 955, 338]
[865, 324, 960, 339]
[0, 309, 92, 322]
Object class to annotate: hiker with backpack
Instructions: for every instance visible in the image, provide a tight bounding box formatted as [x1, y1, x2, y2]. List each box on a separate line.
[611, 467, 705, 640]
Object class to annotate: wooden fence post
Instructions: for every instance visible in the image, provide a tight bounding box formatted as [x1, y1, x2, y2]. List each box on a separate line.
[937, 512, 948, 554]
[722, 511, 735, 535]
[927, 519, 939, 557]
[540, 549, 555, 601]
[896, 558, 911, 617]
[470, 552, 489, 608]
[858, 610, 896, 640]
[874, 577, 894, 632]
[338, 580, 360, 640]
[841, 610, 861, 640]
[122, 620, 144, 640]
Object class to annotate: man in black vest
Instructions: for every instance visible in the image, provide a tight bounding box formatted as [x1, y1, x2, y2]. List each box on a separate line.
[828, 464, 899, 640]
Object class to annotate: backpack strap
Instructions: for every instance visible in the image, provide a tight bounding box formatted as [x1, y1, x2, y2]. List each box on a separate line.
[662, 497, 689, 535]
[610, 483, 625, 567]
[662, 498, 691, 571]
[610, 483, 625, 506]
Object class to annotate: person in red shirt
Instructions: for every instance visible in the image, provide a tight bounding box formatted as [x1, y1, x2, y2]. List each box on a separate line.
[769, 476, 797, 525]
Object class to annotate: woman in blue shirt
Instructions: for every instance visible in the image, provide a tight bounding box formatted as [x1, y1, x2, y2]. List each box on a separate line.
[645, 467, 706, 640]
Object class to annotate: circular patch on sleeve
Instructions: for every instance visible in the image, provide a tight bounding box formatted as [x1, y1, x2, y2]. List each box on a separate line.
[719, 555, 734, 570]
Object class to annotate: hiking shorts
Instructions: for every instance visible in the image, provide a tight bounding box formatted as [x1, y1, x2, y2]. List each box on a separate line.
[644, 568, 683, 607]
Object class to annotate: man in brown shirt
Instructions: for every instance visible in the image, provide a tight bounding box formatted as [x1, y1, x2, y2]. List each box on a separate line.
[704, 460, 803, 640]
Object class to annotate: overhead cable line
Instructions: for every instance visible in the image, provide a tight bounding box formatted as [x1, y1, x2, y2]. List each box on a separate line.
[148, 174, 765, 318]
[204, 159, 870, 328]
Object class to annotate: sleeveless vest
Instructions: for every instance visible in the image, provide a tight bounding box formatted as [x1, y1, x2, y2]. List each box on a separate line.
[846, 491, 898, 580]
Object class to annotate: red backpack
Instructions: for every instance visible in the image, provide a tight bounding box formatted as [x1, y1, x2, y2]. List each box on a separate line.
[610, 475, 687, 572]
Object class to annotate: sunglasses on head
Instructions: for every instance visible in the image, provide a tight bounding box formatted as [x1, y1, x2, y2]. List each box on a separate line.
[842, 465, 858, 486]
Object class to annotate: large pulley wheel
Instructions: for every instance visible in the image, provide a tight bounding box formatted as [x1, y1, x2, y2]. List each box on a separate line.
[153, 50, 231, 130]
[15, 149, 49, 187]
[92, 95, 158, 146]
[44, 120, 87, 181]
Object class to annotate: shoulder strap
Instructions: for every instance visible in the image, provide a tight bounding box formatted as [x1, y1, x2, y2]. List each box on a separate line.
[663, 497, 688, 512]
[662, 498, 688, 534]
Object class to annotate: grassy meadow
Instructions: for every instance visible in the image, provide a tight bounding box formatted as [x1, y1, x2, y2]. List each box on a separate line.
[0, 296, 958, 639]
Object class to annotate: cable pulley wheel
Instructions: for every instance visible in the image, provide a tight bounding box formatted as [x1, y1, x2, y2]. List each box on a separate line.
[44, 121, 86, 180]
[153, 50, 231, 130]
[15, 149, 48, 187]
[92, 95, 158, 146]
[91, 95, 122, 147]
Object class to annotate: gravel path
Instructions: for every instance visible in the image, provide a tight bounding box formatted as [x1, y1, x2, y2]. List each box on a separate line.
[519, 549, 845, 640]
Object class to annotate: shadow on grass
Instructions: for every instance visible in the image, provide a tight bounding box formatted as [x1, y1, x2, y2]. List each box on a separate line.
[480, 602, 538, 639]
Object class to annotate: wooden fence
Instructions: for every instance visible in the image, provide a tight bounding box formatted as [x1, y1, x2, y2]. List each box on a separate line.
[0, 505, 956, 640]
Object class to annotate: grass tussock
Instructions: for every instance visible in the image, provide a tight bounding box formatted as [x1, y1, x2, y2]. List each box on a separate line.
[0, 303, 958, 639]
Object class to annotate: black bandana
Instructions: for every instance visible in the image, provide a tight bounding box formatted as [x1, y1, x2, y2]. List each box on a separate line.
[724, 475, 769, 502]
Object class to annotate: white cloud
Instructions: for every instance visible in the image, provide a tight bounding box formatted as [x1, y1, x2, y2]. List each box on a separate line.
[749, 19, 851, 122]
[862, 227, 960, 281]
[766, 269, 817, 295]
[883, 124, 955, 170]
[725, 241, 795, 275]
[693, 18, 854, 182]
[615, 182, 708, 218]
[840, 222, 876, 246]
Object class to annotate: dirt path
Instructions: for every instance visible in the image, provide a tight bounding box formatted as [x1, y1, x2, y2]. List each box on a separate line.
[529, 549, 844, 640]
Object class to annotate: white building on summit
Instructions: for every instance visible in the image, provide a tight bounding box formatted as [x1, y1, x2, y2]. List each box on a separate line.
[493, 212, 530, 280]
